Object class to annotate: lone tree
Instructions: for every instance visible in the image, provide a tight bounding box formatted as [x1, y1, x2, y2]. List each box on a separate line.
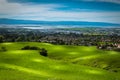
[40, 48, 48, 57]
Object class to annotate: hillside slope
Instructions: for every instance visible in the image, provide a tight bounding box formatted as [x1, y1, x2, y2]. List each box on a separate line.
[0, 42, 120, 80]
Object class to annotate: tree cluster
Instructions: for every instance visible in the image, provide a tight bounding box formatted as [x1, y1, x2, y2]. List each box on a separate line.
[21, 46, 48, 56]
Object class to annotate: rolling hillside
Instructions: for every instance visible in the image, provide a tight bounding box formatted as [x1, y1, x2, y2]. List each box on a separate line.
[0, 42, 120, 80]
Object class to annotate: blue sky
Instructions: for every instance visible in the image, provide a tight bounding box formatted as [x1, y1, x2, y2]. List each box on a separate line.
[0, 0, 120, 24]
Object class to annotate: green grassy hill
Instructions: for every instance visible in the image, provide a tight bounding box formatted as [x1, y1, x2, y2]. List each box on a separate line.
[0, 42, 120, 80]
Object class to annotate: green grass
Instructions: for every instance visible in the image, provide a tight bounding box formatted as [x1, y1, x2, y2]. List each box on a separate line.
[0, 42, 120, 80]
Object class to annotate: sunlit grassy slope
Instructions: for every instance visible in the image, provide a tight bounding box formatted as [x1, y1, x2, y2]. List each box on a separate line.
[0, 42, 120, 80]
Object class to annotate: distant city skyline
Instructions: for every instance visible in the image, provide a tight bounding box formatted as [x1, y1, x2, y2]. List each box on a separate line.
[0, 0, 120, 24]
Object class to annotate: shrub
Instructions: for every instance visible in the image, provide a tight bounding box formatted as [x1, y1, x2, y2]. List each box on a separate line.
[21, 46, 40, 50]
[21, 46, 48, 57]
[21, 46, 30, 50]
[39, 48, 48, 57]
[30, 46, 40, 50]
[1, 47, 7, 51]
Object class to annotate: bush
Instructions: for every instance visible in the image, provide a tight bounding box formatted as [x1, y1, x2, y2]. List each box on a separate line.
[21, 46, 40, 50]
[0, 47, 7, 51]
[21, 46, 48, 57]
[30, 46, 40, 50]
[39, 48, 48, 57]
[21, 46, 30, 50]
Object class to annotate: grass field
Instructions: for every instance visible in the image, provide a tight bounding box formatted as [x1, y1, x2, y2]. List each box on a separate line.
[0, 42, 120, 80]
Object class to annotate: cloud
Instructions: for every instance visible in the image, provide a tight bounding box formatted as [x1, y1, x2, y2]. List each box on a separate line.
[7, 0, 120, 11]
[82, 0, 120, 4]
[0, 0, 63, 14]
[12, 11, 120, 24]
[8, 0, 120, 4]
[0, 0, 120, 24]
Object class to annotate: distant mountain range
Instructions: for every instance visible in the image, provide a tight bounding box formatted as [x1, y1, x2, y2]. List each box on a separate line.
[0, 18, 120, 26]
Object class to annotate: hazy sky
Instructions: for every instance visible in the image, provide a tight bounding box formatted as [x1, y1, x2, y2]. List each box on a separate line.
[0, 0, 120, 24]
